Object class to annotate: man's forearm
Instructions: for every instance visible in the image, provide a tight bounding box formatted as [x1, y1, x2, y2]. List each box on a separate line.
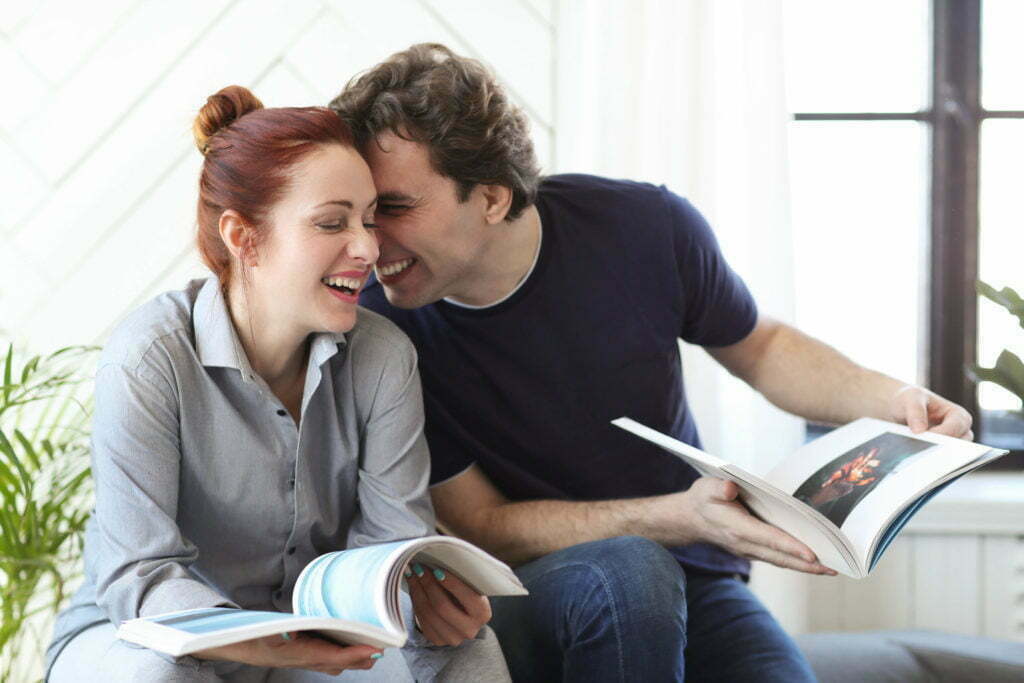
[723, 321, 907, 426]
[447, 495, 687, 567]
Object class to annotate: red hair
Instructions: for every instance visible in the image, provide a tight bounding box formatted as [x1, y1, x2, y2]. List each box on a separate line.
[192, 85, 355, 286]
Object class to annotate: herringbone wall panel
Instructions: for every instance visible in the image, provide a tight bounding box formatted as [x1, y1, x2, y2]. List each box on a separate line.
[1, 0, 554, 349]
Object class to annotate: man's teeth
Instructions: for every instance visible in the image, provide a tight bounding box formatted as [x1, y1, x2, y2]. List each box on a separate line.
[376, 258, 414, 277]
[321, 276, 363, 291]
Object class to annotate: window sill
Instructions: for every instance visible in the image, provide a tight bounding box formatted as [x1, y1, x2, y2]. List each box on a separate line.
[905, 471, 1024, 534]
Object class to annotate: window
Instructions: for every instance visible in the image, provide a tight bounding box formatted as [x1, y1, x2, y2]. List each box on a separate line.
[784, 0, 1024, 466]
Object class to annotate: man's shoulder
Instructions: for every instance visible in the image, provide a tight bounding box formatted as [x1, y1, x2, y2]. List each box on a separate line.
[539, 173, 668, 203]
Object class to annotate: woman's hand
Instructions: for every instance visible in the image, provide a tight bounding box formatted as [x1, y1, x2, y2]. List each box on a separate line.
[194, 631, 382, 675]
[406, 563, 493, 646]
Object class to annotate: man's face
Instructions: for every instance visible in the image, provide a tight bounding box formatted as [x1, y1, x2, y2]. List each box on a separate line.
[362, 131, 488, 309]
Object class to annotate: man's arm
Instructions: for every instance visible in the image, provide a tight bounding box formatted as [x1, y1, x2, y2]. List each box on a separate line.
[431, 463, 834, 574]
[707, 316, 973, 438]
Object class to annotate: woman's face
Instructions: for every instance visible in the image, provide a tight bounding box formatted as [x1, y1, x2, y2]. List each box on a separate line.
[249, 144, 379, 337]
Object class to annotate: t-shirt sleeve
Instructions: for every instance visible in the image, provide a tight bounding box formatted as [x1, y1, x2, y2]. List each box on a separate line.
[663, 187, 758, 346]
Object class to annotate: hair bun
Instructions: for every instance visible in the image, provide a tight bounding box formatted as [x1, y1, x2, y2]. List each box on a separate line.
[193, 85, 264, 155]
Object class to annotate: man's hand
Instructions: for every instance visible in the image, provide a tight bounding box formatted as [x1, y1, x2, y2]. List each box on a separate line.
[194, 631, 382, 675]
[662, 478, 836, 575]
[406, 563, 492, 646]
[890, 385, 973, 439]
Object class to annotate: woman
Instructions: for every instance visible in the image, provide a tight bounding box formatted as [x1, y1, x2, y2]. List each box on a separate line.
[45, 86, 509, 682]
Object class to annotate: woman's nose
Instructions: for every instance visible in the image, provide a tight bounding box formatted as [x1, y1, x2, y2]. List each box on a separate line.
[348, 225, 380, 265]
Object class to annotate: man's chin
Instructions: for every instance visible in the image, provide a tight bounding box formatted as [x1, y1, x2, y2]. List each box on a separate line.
[381, 282, 440, 310]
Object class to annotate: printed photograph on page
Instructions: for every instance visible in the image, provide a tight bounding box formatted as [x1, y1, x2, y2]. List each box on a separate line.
[791, 432, 934, 527]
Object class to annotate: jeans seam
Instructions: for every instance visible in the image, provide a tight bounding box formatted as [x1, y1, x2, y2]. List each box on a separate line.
[528, 559, 628, 683]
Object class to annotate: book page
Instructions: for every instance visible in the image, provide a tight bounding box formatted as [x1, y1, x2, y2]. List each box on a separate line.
[765, 419, 994, 563]
[293, 541, 407, 631]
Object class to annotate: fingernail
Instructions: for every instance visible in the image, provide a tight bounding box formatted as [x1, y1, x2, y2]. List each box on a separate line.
[403, 568, 413, 578]
[413, 563, 425, 577]
[281, 632, 292, 641]
[370, 653, 383, 660]
[433, 568, 446, 581]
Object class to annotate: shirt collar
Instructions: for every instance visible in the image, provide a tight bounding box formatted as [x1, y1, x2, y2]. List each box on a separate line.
[192, 277, 348, 385]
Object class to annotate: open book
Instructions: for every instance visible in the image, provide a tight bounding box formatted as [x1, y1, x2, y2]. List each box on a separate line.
[116, 536, 528, 656]
[613, 417, 1008, 579]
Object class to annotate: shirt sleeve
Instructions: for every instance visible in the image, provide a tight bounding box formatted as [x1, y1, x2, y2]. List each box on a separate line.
[663, 188, 759, 347]
[346, 334, 436, 548]
[89, 361, 238, 628]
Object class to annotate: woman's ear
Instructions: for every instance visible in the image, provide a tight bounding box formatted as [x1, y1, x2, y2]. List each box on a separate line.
[218, 209, 258, 266]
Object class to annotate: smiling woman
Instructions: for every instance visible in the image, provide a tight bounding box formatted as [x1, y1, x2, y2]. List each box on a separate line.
[42, 85, 510, 682]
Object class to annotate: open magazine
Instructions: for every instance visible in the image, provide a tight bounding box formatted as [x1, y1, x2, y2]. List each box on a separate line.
[116, 536, 528, 656]
[613, 417, 1008, 579]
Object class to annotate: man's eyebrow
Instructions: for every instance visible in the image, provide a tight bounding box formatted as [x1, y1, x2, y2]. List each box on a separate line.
[377, 192, 417, 204]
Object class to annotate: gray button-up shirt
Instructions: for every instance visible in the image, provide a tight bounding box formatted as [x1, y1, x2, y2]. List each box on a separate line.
[48, 277, 436, 672]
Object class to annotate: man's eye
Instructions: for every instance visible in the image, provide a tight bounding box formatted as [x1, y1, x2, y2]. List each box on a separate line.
[377, 204, 408, 215]
[316, 223, 344, 231]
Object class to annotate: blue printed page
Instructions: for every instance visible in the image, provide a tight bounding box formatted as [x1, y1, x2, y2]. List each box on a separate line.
[293, 541, 408, 629]
[148, 607, 309, 634]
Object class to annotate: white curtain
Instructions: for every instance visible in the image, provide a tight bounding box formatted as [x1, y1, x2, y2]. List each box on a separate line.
[553, 0, 808, 631]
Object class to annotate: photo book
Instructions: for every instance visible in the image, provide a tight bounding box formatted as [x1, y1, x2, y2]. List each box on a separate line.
[613, 417, 1008, 578]
[116, 535, 528, 656]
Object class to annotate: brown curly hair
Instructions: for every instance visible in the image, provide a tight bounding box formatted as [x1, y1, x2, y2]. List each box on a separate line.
[329, 43, 540, 221]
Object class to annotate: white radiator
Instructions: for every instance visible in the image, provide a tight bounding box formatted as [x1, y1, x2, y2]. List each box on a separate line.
[805, 472, 1024, 640]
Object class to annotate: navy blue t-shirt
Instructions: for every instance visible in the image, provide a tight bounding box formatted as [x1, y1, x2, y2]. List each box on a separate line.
[360, 174, 758, 575]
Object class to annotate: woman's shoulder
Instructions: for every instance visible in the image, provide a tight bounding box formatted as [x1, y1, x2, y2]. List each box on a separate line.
[347, 306, 415, 353]
[342, 307, 418, 375]
[99, 279, 207, 374]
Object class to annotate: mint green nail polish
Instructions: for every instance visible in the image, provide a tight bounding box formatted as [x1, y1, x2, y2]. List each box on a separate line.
[403, 568, 413, 578]
[370, 653, 383, 660]
[433, 568, 446, 581]
[413, 563, 425, 577]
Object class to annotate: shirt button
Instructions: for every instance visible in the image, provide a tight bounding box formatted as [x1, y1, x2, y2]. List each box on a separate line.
[288, 546, 296, 555]
[276, 409, 287, 417]
[287, 478, 295, 489]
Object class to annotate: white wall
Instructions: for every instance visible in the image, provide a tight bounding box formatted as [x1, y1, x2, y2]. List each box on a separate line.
[0, 0, 555, 350]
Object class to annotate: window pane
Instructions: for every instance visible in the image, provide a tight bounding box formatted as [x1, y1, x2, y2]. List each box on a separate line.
[977, 120, 1024, 411]
[789, 122, 928, 386]
[982, 0, 1024, 110]
[783, 0, 930, 113]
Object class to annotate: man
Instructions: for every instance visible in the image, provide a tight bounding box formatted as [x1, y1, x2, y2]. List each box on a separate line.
[331, 44, 972, 682]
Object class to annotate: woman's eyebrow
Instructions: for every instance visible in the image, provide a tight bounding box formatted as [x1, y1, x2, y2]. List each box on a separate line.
[313, 200, 354, 209]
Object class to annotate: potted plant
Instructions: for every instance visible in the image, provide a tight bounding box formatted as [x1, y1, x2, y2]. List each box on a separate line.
[968, 281, 1024, 450]
[0, 344, 96, 682]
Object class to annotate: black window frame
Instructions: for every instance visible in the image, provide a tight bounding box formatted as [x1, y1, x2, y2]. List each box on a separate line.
[792, 0, 1024, 468]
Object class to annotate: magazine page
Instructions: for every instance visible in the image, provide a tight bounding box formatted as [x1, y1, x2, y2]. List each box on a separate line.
[293, 541, 409, 634]
[401, 537, 528, 597]
[117, 607, 403, 655]
[764, 418, 996, 566]
[612, 417, 858, 575]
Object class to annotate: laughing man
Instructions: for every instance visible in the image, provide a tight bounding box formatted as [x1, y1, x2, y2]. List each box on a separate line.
[330, 43, 972, 682]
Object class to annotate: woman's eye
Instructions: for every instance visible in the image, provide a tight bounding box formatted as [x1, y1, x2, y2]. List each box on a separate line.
[363, 222, 380, 229]
[316, 223, 344, 231]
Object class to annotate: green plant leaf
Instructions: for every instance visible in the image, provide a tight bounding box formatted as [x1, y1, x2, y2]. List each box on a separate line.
[977, 280, 1024, 329]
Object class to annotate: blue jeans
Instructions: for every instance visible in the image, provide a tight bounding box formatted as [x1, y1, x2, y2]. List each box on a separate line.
[489, 536, 815, 682]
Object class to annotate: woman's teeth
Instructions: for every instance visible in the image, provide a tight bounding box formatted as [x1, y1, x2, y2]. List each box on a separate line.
[321, 276, 362, 293]
[376, 258, 414, 277]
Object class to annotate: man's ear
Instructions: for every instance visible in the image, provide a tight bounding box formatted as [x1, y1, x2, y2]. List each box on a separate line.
[478, 184, 513, 225]
[218, 209, 258, 266]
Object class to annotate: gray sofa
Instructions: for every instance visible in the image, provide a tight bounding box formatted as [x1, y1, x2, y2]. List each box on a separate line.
[796, 630, 1024, 682]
